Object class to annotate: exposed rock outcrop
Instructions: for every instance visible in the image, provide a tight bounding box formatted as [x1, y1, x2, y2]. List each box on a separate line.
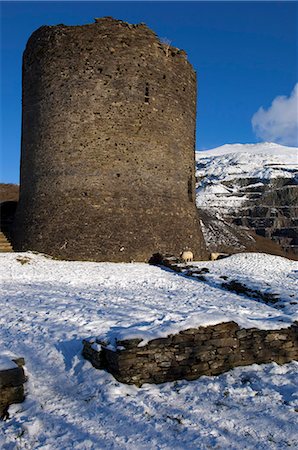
[196, 143, 298, 259]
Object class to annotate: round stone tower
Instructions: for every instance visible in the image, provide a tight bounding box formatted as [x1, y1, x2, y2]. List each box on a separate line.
[14, 17, 208, 261]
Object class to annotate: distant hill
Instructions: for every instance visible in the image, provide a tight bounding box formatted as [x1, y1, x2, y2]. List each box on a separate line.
[196, 143, 298, 257]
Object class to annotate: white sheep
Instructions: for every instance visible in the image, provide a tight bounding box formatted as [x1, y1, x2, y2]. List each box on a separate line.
[210, 252, 230, 261]
[180, 251, 193, 263]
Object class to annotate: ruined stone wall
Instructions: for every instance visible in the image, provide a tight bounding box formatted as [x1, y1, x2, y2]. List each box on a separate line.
[0, 358, 25, 419]
[83, 322, 298, 385]
[14, 17, 207, 262]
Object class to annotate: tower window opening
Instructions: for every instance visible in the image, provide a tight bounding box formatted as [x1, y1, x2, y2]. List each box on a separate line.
[188, 176, 194, 202]
[145, 82, 149, 103]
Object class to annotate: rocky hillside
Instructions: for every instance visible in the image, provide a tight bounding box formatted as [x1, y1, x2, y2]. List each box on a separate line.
[196, 143, 298, 257]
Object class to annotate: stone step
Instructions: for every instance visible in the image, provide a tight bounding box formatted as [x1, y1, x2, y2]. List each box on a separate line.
[0, 237, 12, 243]
[0, 232, 13, 252]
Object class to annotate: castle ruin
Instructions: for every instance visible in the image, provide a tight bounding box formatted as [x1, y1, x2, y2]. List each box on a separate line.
[13, 17, 207, 262]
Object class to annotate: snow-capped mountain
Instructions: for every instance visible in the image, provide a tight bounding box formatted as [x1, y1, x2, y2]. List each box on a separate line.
[197, 142, 297, 160]
[196, 143, 298, 256]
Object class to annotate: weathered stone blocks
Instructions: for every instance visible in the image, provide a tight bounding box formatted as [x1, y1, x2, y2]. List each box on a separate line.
[14, 17, 207, 262]
[0, 358, 26, 419]
[82, 322, 298, 386]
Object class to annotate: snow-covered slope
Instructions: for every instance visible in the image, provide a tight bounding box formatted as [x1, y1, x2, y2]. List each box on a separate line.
[196, 142, 297, 210]
[198, 142, 298, 160]
[1, 252, 298, 448]
[196, 142, 298, 256]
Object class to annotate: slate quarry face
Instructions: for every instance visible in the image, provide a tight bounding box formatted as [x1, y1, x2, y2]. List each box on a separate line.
[14, 17, 207, 262]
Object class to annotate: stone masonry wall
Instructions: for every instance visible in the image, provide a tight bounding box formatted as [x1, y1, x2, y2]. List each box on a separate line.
[0, 358, 26, 419]
[83, 322, 298, 385]
[14, 17, 207, 262]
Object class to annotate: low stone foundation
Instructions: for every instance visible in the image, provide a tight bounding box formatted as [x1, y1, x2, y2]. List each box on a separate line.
[83, 322, 298, 385]
[0, 357, 26, 419]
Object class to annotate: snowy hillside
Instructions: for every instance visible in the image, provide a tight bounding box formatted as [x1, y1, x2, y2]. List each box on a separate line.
[196, 142, 298, 212]
[1, 252, 298, 449]
[196, 142, 298, 256]
[197, 142, 298, 160]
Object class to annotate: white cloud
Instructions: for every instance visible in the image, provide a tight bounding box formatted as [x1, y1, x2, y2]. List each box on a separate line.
[252, 83, 298, 146]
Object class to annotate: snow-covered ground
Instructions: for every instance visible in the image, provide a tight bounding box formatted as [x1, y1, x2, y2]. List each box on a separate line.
[196, 142, 298, 213]
[1, 252, 298, 449]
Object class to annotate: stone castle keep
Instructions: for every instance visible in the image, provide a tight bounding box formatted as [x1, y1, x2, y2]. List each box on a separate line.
[14, 17, 207, 262]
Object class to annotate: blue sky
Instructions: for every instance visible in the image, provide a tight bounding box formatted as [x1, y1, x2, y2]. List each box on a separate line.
[1, 1, 297, 183]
